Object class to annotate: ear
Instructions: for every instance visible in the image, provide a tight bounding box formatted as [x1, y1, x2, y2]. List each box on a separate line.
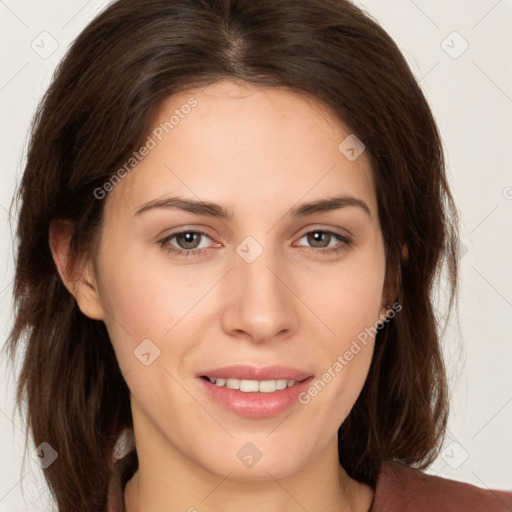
[378, 243, 406, 322]
[48, 218, 105, 321]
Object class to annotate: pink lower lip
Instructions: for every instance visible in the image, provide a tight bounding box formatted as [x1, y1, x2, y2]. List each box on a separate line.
[198, 376, 314, 418]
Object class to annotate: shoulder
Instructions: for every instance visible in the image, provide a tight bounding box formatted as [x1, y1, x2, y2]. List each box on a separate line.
[371, 460, 512, 512]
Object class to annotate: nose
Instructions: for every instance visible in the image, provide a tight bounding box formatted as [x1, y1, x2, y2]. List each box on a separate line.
[220, 242, 300, 344]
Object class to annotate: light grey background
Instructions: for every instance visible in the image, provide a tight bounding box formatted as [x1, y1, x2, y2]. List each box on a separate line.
[1, 0, 511, 510]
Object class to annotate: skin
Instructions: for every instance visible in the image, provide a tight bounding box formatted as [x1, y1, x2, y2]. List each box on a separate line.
[50, 79, 394, 512]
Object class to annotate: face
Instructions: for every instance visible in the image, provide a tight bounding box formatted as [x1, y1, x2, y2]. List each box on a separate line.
[91, 79, 388, 480]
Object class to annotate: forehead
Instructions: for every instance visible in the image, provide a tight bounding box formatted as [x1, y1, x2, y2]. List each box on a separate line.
[105, 80, 376, 219]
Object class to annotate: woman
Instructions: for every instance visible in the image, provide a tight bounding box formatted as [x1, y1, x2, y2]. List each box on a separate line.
[4, 0, 512, 511]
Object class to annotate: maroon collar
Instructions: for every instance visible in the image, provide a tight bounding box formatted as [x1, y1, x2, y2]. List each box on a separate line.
[370, 459, 512, 511]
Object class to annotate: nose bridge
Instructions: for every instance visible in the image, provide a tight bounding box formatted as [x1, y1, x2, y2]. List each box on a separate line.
[236, 235, 287, 307]
[221, 234, 298, 340]
[238, 239, 280, 298]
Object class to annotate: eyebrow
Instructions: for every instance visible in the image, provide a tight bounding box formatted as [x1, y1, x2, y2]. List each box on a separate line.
[134, 194, 371, 219]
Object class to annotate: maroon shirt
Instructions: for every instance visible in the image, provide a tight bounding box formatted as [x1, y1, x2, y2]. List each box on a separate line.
[106, 450, 512, 511]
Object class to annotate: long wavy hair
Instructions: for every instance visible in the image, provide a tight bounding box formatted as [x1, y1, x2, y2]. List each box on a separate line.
[4, 0, 459, 510]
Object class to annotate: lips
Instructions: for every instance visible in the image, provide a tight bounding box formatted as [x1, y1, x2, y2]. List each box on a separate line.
[197, 365, 314, 418]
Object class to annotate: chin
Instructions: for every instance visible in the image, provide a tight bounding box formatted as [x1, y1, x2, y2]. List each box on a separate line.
[195, 437, 313, 481]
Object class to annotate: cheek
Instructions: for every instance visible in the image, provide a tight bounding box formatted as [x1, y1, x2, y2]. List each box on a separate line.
[300, 242, 385, 402]
[97, 233, 185, 329]
[95, 241, 217, 376]
[332, 273, 384, 346]
[299, 288, 379, 438]
[306, 249, 386, 346]
[93, 238, 174, 371]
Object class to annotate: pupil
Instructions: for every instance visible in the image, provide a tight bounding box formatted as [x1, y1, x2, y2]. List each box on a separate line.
[309, 231, 329, 248]
[179, 232, 199, 249]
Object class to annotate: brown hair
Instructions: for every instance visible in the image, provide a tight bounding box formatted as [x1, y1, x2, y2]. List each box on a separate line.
[4, 0, 459, 510]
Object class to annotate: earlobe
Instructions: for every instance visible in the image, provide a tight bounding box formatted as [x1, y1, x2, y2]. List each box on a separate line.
[401, 243, 409, 262]
[48, 218, 105, 321]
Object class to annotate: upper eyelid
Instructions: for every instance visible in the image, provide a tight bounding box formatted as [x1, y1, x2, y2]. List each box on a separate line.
[296, 225, 351, 239]
[161, 228, 214, 243]
[158, 218, 352, 238]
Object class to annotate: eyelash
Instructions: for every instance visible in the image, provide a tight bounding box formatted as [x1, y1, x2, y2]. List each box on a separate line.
[158, 229, 352, 258]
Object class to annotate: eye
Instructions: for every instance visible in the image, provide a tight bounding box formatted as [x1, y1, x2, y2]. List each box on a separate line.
[158, 230, 217, 257]
[158, 228, 352, 259]
[294, 230, 352, 255]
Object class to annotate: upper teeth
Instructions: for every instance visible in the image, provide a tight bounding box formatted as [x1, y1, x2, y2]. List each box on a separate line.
[208, 377, 297, 393]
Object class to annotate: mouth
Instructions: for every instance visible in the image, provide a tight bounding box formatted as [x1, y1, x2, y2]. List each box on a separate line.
[197, 365, 314, 418]
[200, 375, 308, 392]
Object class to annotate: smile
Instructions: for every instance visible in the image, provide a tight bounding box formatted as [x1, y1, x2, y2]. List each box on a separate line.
[203, 376, 299, 392]
[197, 366, 315, 418]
